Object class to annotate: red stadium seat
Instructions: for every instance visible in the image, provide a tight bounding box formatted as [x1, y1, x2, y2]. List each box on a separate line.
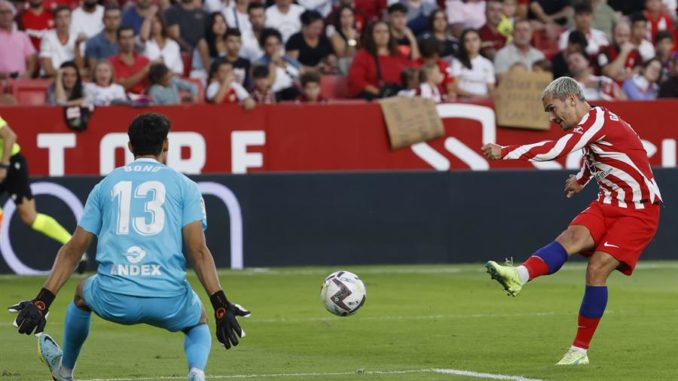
[320, 75, 349, 100]
[11, 79, 52, 105]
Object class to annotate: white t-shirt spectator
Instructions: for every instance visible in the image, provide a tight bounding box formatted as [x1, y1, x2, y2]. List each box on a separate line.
[70, 5, 105, 39]
[143, 38, 184, 75]
[224, 7, 252, 35]
[204, 0, 233, 14]
[636, 39, 655, 62]
[450, 55, 495, 96]
[297, 0, 332, 17]
[206, 80, 250, 102]
[265, 4, 305, 43]
[446, 0, 486, 29]
[84, 82, 126, 105]
[558, 29, 609, 56]
[39, 30, 77, 70]
[241, 31, 264, 61]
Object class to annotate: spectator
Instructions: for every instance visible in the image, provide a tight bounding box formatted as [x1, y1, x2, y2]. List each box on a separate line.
[164, 0, 208, 52]
[241, 2, 266, 61]
[222, 29, 250, 87]
[591, 0, 619, 39]
[354, 0, 387, 23]
[70, 0, 105, 39]
[630, 12, 656, 61]
[297, 70, 325, 102]
[417, 62, 444, 102]
[298, 0, 332, 18]
[250, 64, 275, 103]
[139, 13, 184, 76]
[597, 21, 642, 84]
[265, 0, 305, 43]
[450, 28, 495, 99]
[148, 62, 198, 104]
[347, 20, 411, 99]
[567, 50, 626, 100]
[204, 0, 233, 14]
[110, 26, 152, 95]
[494, 20, 544, 80]
[644, 0, 673, 44]
[329, 5, 361, 74]
[195, 12, 229, 77]
[286, 10, 337, 73]
[622, 57, 662, 99]
[206, 59, 256, 109]
[532, 58, 553, 74]
[655, 30, 674, 82]
[40, 6, 85, 78]
[122, 0, 156, 35]
[84, 60, 127, 105]
[18, 0, 53, 51]
[225, 0, 252, 35]
[46, 61, 85, 105]
[326, 0, 366, 34]
[446, 0, 486, 34]
[478, 0, 508, 61]
[256, 28, 301, 100]
[418, 9, 458, 60]
[558, 3, 609, 56]
[0, 0, 36, 79]
[388, 3, 420, 59]
[658, 57, 678, 97]
[398, 0, 438, 35]
[551, 30, 587, 78]
[415, 36, 454, 98]
[528, 0, 572, 27]
[84, 6, 122, 70]
[397, 66, 419, 96]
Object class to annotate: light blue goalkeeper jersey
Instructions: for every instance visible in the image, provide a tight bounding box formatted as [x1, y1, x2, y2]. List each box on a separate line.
[79, 158, 207, 297]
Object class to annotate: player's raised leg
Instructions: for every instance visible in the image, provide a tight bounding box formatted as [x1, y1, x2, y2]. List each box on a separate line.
[485, 225, 595, 296]
[557, 251, 617, 365]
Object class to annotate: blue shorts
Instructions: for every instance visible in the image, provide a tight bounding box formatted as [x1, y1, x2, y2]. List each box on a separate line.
[82, 275, 204, 332]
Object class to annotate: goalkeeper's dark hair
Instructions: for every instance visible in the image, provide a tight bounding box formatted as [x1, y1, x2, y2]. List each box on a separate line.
[128, 113, 171, 156]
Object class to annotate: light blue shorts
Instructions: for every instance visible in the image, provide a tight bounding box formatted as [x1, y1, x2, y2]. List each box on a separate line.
[82, 275, 204, 332]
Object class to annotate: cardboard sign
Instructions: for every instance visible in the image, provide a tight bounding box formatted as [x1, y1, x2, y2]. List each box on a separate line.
[495, 71, 553, 130]
[379, 97, 444, 150]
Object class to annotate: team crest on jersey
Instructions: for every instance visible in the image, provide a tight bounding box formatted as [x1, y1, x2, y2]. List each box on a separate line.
[573, 126, 584, 134]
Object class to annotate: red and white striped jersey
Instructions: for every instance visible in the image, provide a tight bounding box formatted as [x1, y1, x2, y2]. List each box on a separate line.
[501, 106, 662, 209]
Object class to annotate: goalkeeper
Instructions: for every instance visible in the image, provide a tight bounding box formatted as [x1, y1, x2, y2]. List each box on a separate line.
[9, 113, 249, 381]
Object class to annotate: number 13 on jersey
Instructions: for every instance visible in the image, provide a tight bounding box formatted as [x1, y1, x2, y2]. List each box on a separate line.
[112, 181, 166, 236]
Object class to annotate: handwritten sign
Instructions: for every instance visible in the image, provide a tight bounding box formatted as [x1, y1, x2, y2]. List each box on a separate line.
[379, 97, 444, 150]
[495, 71, 553, 130]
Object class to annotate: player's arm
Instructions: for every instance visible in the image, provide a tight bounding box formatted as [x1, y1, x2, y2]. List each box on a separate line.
[482, 126, 599, 162]
[9, 227, 93, 335]
[183, 221, 251, 349]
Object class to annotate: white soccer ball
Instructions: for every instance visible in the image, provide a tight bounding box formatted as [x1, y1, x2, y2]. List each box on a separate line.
[320, 271, 367, 316]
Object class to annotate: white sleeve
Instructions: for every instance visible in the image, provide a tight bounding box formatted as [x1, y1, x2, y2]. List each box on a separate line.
[558, 30, 569, 51]
[231, 82, 251, 101]
[485, 59, 495, 84]
[39, 34, 52, 58]
[206, 82, 219, 100]
[114, 85, 127, 99]
[166, 40, 184, 75]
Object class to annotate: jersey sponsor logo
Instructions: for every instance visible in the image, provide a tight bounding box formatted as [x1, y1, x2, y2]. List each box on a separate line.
[110, 264, 162, 276]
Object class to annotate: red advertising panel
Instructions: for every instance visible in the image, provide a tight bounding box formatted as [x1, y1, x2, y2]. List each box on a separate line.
[0, 100, 676, 176]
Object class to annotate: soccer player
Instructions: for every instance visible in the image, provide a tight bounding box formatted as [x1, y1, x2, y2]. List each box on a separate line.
[480, 76, 662, 366]
[0, 115, 86, 272]
[9, 113, 250, 381]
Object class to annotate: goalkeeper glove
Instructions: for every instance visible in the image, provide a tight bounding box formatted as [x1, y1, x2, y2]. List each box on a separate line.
[8, 288, 55, 335]
[210, 290, 250, 349]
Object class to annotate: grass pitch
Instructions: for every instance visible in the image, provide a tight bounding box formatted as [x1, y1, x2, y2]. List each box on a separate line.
[1, 262, 677, 381]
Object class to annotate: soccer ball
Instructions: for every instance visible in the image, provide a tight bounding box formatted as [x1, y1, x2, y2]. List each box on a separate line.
[320, 271, 367, 316]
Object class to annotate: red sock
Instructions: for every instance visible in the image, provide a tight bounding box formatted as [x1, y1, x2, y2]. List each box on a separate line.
[573, 315, 602, 349]
[522, 256, 549, 280]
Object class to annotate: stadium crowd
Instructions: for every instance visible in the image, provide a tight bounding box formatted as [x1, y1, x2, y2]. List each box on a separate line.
[0, 0, 677, 107]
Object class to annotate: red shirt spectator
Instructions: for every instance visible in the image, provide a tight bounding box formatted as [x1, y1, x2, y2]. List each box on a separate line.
[597, 45, 643, 82]
[110, 27, 150, 95]
[643, 4, 673, 43]
[348, 49, 410, 97]
[19, 0, 54, 51]
[354, 0, 386, 22]
[478, 0, 506, 60]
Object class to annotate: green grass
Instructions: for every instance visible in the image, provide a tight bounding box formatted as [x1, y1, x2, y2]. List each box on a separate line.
[1, 262, 678, 381]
